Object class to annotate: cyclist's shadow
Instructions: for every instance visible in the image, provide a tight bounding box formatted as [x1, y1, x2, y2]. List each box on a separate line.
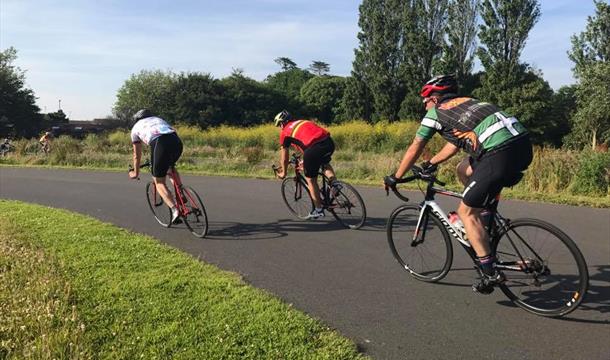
[204, 218, 349, 240]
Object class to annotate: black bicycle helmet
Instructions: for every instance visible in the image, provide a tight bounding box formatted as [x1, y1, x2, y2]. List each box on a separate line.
[133, 109, 154, 122]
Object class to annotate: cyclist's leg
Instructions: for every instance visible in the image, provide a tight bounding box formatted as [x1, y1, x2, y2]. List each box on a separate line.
[303, 145, 324, 210]
[319, 137, 336, 183]
[150, 134, 178, 209]
[456, 156, 474, 186]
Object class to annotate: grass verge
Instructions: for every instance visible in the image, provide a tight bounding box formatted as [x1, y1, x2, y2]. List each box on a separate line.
[0, 200, 367, 359]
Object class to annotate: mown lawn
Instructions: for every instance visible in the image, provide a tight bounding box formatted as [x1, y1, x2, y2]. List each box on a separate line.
[0, 200, 368, 359]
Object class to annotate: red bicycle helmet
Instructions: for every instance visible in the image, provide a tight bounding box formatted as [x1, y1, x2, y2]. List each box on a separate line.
[420, 74, 458, 97]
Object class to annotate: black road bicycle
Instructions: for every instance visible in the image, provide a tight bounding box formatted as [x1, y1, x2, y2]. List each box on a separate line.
[385, 165, 589, 317]
[273, 154, 367, 229]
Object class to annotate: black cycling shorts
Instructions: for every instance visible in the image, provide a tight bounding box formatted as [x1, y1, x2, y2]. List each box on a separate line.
[149, 133, 183, 178]
[303, 137, 335, 178]
[463, 135, 532, 208]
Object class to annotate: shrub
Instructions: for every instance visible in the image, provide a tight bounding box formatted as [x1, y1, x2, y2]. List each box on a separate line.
[569, 151, 610, 196]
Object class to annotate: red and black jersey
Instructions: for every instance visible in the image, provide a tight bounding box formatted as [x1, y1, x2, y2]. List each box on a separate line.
[279, 120, 329, 152]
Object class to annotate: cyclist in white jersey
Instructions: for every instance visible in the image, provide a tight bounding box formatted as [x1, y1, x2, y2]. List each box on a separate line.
[128, 109, 183, 223]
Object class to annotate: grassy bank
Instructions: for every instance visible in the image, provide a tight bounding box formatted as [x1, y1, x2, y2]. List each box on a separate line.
[2, 121, 609, 207]
[0, 200, 367, 359]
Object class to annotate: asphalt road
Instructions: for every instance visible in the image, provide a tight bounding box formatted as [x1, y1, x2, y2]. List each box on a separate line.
[1, 167, 609, 360]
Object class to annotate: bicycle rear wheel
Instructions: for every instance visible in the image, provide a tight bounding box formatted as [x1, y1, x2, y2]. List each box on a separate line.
[387, 205, 452, 282]
[146, 182, 172, 227]
[493, 218, 589, 317]
[328, 181, 366, 229]
[181, 186, 209, 238]
[281, 177, 313, 219]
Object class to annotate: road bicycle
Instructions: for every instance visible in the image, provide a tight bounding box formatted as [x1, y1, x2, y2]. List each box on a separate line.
[273, 153, 367, 229]
[130, 161, 208, 238]
[385, 165, 589, 317]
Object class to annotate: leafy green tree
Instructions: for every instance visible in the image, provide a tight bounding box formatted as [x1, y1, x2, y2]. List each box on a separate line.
[0, 47, 42, 137]
[435, 0, 479, 85]
[173, 72, 223, 127]
[338, 69, 374, 122]
[400, 0, 450, 119]
[546, 85, 577, 147]
[308, 61, 331, 76]
[477, 0, 540, 85]
[352, 0, 408, 122]
[274, 57, 298, 71]
[220, 70, 288, 126]
[46, 109, 69, 124]
[568, 1, 610, 78]
[565, 62, 610, 149]
[300, 76, 346, 123]
[113, 70, 177, 124]
[264, 68, 313, 104]
[566, 1, 610, 149]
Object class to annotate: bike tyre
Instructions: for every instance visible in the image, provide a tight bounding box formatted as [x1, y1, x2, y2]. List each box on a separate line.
[181, 186, 209, 238]
[328, 181, 367, 229]
[387, 205, 453, 282]
[281, 176, 314, 219]
[493, 218, 589, 317]
[145, 182, 172, 227]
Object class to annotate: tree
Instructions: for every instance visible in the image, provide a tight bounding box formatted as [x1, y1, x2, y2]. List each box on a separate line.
[113, 69, 177, 124]
[568, 1, 610, 78]
[0, 47, 42, 137]
[351, 0, 408, 122]
[477, 0, 540, 85]
[173, 72, 223, 127]
[435, 0, 479, 85]
[264, 68, 313, 105]
[546, 85, 577, 147]
[274, 57, 298, 71]
[308, 61, 331, 76]
[300, 76, 346, 123]
[220, 70, 288, 126]
[400, 0, 450, 119]
[566, 62, 610, 149]
[566, 1, 610, 149]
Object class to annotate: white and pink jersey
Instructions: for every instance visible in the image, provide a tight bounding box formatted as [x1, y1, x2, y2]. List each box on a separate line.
[130, 116, 176, 145]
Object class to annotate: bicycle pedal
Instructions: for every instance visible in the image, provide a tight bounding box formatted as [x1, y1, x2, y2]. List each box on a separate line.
[472, 283, 495, 295]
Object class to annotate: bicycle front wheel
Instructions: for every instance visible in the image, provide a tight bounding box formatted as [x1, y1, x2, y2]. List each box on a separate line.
[328, 181, 366, 229]
[493, 218, 589, 317]
[146, 182, 172, 227]
[387, 205, 452, 282]
[281, 177, 313, 219]
[181, 186, 209, 238]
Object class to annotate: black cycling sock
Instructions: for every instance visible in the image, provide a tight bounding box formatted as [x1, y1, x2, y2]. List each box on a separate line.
[477, 255, 497, 276]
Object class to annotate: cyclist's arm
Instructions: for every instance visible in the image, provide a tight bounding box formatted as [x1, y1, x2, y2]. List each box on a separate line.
[429, 142, 459, 165]
[394, 136, 427, 178]
[132, 142, 142, 176]
[279, 146, 289, 174]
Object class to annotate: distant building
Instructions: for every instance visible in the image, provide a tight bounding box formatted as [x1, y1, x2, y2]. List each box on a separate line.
[50, 118, 126, 137]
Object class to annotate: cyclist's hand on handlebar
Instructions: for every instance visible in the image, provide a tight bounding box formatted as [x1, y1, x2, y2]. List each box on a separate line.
[420, 160, 438, 174]
[383, 174, 398, 195]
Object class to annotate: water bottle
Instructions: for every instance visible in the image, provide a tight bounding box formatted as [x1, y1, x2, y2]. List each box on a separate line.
[448, 211, 467, 240]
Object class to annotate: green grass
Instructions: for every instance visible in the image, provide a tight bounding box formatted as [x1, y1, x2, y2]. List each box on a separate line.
[0, 200, 368, 360]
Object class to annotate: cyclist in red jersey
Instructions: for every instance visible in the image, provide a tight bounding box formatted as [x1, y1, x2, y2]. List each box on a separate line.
[274, 110, 338, 219]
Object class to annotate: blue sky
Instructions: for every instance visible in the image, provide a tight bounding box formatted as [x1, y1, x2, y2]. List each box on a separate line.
[0, 0, 598, 120]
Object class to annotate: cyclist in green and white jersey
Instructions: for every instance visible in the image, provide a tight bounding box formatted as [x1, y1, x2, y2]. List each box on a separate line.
[384, 74, 533, 293]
